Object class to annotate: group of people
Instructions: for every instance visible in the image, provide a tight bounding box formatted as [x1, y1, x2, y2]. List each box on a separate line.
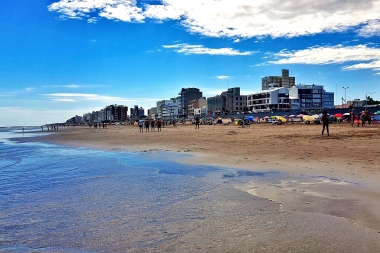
[321, 109, 375, 136]
[138, 119, 163, 132]
[350, 110, 373, 127]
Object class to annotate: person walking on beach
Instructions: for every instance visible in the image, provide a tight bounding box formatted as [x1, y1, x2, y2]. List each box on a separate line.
[157, 119, 162, 131]
[145, 118, 150, 132]
[150, 119, 155, 132]
[138, 119, 144, 132]
[195, 116, 200, 129]
[321, 110, 329, 136]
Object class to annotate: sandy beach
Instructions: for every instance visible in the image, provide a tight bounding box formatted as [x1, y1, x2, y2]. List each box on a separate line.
[26, 121, 380, 232]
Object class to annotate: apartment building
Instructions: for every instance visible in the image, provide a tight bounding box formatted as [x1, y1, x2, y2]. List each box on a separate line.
[262, 69, 295, 90]
[130, 105, 145, 119]
[289, 84, 334, 110]
[178, 88, 203, 117]
[247, 87, 290, 112]
[188, 97, 207, 118]
[207, 87, 247, 116]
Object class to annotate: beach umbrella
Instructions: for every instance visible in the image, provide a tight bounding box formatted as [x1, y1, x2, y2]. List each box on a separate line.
[289, 115, 295, 118]
[334, 113, 343, 117]
[343, 113, 350, 116]
[375, 110, 380, 115]
[312, 114, 320, 119]
[303, 115, 314, 122]
[270, 116, 276, 119]
[264, 116, 269, 119]
[277, 116, 286, 122]
[297, 114, 304, 118]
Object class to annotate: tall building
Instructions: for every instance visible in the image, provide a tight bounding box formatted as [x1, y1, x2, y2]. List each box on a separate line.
[289, 84, 334, 110]
[103, 105, 129, 122]
[130, 105, 145, 119]
[178, 88, 203, 117]
[247, 87, 290, 112]
[188, 97, 207, 118]
[262, 69, 295, 90]
[155, 98, 180, 120]
[207, 87, 247, 116]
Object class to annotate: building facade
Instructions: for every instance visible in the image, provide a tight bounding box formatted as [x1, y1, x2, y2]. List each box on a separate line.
[289, 84, 334, 110]
[155, 98, 180, 120]
[130, 105, 145, 120]
[188, 97, 207, 118]
[247, 87, 290, 112]
[262, 69, 295, 90]
[178, 88, 203, 117]
[207, 87, 247, 116]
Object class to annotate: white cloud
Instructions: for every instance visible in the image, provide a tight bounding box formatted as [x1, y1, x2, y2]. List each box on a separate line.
[53, 98, 78, 102]
[0, 107, 91, 126]
[264, 44, 380, 74]
[43, 93, 134, 103]
[64, 84, 84, 89]
[48, 0, 144, 22]
[357, 20, 380, 37]
[49, 0, 380, 38]
[42, 93, 160, 104]
[217, 76, 230, 80]
[25, 87, 34, 92]
[162, 43, 253, 56]
[233, 39, 240, 43]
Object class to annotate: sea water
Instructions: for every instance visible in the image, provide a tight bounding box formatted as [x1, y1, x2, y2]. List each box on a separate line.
[2, 129, 380, 252]
[0, 129, 281, 252]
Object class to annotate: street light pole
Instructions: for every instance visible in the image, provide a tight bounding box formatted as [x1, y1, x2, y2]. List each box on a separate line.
[366, 91, 376, 106]
[342, 87, 349, 108]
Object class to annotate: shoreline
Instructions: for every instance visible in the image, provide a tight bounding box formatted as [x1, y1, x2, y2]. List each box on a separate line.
[18, 123, 380, 231]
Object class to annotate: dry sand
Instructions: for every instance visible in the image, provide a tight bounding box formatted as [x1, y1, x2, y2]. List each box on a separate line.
[27, 122, 380, 231]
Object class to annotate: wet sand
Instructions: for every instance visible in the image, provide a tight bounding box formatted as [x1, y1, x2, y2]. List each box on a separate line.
[25, 122, 380, 233]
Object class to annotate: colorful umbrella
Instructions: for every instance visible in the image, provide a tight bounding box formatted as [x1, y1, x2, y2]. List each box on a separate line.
[303, 115, 314, 122]
[334, 113, 343, 118]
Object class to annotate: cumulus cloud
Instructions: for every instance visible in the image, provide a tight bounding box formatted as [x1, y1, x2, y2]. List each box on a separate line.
[357, 20, 380, 37]
[264, 44, 380, 74]
[43, 93, 134, 103]
[48, 0, 144, 22]
[162, 44, 253, 55]
[43, 93, 159, 104]
[217, 76, 230, 80]
[48, 0, 380, 38]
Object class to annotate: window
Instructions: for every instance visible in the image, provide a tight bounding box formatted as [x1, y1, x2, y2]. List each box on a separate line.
[236, 107, 239, 110]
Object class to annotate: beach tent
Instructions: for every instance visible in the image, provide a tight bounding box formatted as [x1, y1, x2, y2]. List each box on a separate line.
[303, 115, 314, 122]
[216, 118, 223, 124]
[245, 116, 254, 122]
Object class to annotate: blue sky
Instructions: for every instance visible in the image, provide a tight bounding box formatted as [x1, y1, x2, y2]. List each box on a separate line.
[1, 0, 380, 126]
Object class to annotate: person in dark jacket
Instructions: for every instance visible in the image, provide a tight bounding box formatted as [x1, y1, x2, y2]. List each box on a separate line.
[321, 110, 329, 136]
